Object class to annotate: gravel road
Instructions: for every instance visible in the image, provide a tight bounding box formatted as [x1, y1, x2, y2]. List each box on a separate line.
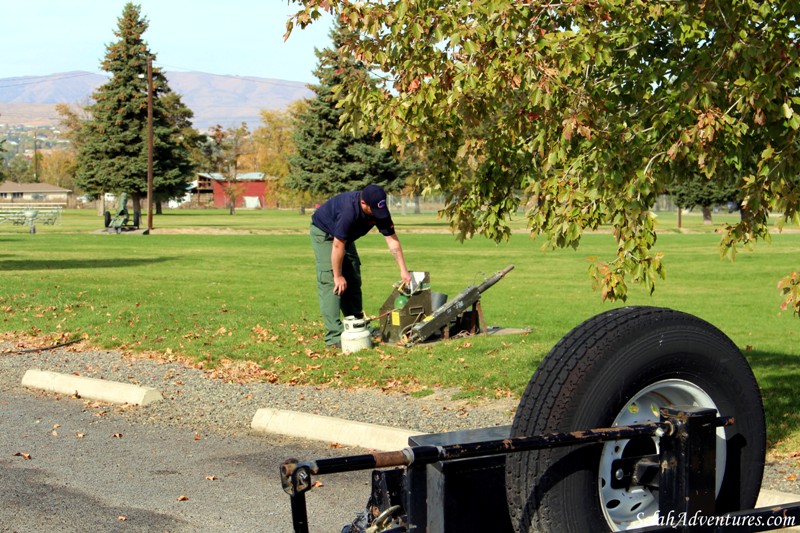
[1, 338, 798, 531]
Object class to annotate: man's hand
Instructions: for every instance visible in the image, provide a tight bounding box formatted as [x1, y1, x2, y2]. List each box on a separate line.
[331, 238, 347, 295]
[333, 274, 348, 295]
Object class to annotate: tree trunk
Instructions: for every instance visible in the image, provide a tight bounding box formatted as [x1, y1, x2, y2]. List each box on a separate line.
[413, 192, 421, 214]
[130, 193, 142, 219]
[702, 205, 713, 225]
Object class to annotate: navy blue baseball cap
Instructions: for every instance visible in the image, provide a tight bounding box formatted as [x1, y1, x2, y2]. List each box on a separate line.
[361, 185, 390, 218]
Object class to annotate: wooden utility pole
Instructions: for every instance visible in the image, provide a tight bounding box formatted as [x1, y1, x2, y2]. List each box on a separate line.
[33, 128, 38, 181]
[146, 56, 154, 232]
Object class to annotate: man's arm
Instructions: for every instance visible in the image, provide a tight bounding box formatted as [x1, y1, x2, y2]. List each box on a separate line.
[331, 238, 347, 295]
[385, 234, 412, 286]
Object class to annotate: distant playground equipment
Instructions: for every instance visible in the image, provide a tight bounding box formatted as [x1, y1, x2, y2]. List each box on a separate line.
[103, 193, 141, 233]
[0, 204, 63, 234]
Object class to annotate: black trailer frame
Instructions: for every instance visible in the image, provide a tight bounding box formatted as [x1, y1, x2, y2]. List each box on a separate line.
[280, 406, 800, 533]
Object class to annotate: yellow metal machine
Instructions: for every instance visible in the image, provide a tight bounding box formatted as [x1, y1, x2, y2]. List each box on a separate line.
[376, 266, 514, 345]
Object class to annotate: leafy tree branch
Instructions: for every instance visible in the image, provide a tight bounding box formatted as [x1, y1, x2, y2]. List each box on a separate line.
[287, 0, 800, 308]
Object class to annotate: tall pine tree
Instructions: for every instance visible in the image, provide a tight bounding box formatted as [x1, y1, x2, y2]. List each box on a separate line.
[75, 2, 195, 214]
[287, 23, 409, 199]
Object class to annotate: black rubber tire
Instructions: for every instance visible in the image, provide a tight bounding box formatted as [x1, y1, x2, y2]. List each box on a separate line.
[103, 211, 111, 228]
[506, 306, 765, 532]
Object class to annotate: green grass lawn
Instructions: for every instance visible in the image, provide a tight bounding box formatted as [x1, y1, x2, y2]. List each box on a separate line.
[4, 204, 751, 234]
[1, 208, 798, 452]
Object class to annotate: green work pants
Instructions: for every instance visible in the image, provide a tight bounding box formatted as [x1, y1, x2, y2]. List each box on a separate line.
[310, 224, 363, 345]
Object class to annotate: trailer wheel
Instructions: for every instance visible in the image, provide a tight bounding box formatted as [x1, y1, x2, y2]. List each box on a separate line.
[506, 306, 765, 532]
[103, 211, 111, 228]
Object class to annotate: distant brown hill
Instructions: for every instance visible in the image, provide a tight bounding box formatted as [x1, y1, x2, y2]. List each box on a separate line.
[0, 71, 312, 130]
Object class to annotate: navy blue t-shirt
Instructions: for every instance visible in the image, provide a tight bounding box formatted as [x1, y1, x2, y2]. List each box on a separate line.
[311, 191, 395, 242]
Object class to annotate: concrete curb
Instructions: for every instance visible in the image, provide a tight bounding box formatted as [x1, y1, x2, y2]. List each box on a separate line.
[758, 488, 800, 506]
[251, 407, 421, 451]
[21, 369, 163, 406]
[91, 228, 150, 235]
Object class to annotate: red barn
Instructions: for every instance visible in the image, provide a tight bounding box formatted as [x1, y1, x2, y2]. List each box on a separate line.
[196, 173, 278, 209]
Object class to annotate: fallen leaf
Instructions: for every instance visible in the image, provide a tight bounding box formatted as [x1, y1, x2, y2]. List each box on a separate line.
[14, 452, 32, 460]
[112, 433, 123, 439]
[76, 432, 85, 438]
[330, 442, 343, 449]
[194, 433, 202, 441]
[788, 474, 798, 481]
[51, 430, 58, 437]
[311, 480, 324, 488]
[177, 495, 189, 501]
[205, 475, 217, 481]
[117, 516, 128, 521]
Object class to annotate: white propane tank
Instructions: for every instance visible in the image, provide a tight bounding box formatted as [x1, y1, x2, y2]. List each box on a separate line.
[341, 316, 372, 354]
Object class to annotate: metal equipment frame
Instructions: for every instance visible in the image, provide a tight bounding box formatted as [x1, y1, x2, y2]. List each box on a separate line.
[280, 407, 800, 533]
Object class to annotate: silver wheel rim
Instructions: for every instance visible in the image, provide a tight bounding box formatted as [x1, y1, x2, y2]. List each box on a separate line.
[598, 379, 725, 530]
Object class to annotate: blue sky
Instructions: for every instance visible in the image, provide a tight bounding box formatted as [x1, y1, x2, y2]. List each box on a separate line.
[1, 0, 334, 83]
